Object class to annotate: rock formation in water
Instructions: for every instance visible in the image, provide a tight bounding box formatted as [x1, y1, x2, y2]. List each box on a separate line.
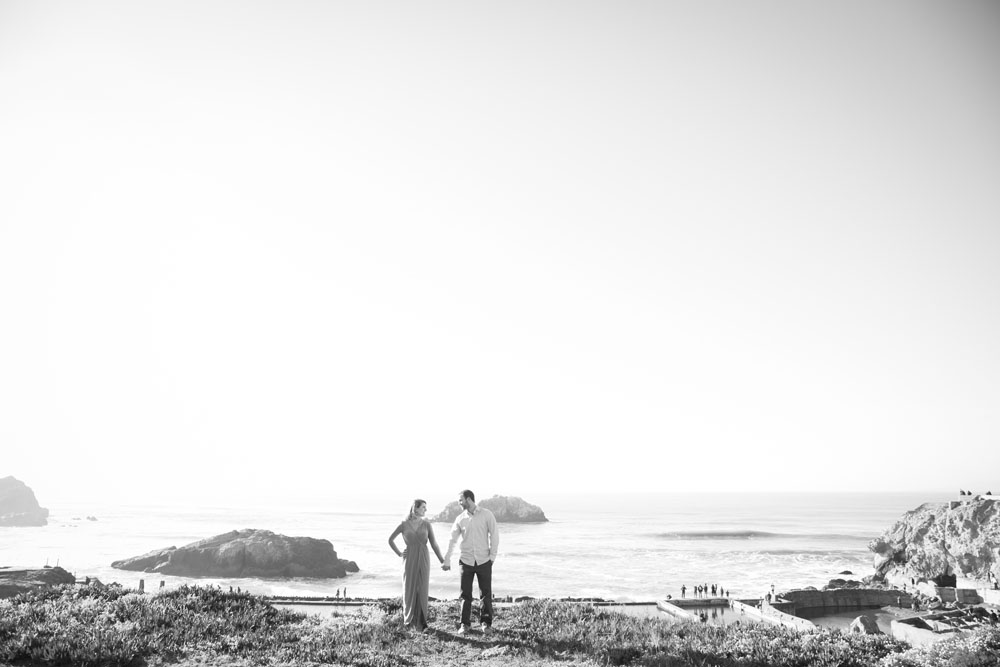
[0, 476, 49, 526]
[0, 566, 75, 599]
[868, 498, 1000, 586]
[111, 529, 359, 578]
[431, 495, 548, 523]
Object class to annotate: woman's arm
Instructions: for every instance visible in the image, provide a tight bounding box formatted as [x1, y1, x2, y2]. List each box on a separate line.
[427, 522, 445, 563]
[388, 524, 405, 558]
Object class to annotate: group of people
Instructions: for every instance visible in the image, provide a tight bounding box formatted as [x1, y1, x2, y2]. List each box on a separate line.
[387, 489, 499, 635]
[681, 583, 730, 599]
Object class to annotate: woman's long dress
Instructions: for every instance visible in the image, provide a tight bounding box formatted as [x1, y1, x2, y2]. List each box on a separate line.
[401, 518, 431, 629]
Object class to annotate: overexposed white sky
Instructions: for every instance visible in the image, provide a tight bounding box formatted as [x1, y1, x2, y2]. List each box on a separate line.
[2, 1, 999, 506]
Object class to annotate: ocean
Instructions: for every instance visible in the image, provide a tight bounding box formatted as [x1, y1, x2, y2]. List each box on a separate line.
[0, 491, 946, 603]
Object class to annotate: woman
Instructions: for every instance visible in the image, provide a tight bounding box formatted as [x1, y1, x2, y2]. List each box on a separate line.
[388, 499, 445, 632]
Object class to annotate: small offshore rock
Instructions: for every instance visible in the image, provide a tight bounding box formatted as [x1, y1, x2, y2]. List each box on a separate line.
[431, 495, 547, 523]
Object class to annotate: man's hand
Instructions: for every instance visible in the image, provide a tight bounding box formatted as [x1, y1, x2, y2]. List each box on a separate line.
[441, 564, 451, 571]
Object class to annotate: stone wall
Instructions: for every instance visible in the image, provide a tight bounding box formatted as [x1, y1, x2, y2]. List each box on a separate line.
[890, 611, 984, 647]
[656, 599, 696, 621]
[934, 587, 982, 604]
[729, 600, 816, 631]
[781, 588, 911, 614]
[761, 601, 818, 632]
[981, 589, 1000, 605]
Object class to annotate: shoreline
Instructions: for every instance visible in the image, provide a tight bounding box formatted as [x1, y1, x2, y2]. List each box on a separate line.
[3, 491, 908, 602]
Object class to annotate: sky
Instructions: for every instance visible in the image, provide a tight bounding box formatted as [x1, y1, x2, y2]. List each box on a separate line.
[2, 1, 999, 507]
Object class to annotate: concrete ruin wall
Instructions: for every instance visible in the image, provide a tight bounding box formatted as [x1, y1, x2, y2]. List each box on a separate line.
[781, 588, 911, 613]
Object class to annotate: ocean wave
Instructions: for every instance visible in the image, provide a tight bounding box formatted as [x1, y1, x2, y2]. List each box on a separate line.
[653, 530, 869, 541]
[751, 548, 862, 556]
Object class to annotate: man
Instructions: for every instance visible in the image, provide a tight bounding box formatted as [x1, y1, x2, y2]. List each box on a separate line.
[442, 489, 499, 634]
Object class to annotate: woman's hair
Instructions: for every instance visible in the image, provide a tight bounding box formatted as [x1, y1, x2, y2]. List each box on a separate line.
[407, 499, 426, 520]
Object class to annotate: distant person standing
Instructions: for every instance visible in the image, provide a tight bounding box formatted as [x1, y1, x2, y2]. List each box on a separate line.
[442, 489, 499, 634]
[388, 499, 446, 632]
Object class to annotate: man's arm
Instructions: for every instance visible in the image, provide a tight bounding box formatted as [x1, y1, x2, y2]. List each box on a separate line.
[488, 511, 499, 562]
[442, 516, 463, 569]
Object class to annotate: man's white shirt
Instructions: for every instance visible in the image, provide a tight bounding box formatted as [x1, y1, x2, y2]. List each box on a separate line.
[444, 506, 499, 568]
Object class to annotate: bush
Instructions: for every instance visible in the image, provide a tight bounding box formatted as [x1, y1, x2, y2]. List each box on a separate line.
[0, 584, 412, 666]
[879, 627, 1000, 667]
[2, 587, 998, 667]
[496, 600, 909, 666]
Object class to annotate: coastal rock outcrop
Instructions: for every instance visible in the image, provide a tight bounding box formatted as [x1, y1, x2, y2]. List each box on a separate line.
[868, 498, 1000, 586]
[112, 529, 359, 578]
[431, 495, 548, 523]
[0, 566, 75, 599]
[849, 616, 882, 635]
[0, 476, 49, 526]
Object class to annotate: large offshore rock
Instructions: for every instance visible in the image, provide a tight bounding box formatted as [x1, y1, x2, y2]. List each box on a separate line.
[0, 566, 75, 599]
[431, 495, 548, 523]
[0, 476, 49, 526]
[112, 529, 359, 578]
[868, 499, 1000, 585]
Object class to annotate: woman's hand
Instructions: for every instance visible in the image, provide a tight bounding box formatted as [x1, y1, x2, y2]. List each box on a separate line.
[401, 548, 407, 558]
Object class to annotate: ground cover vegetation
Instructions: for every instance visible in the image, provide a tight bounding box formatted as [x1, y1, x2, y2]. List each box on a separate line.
[1, 584, 999, 667]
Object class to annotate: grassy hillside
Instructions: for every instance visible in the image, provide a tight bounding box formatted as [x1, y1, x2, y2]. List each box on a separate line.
[1, 584, 998, 666]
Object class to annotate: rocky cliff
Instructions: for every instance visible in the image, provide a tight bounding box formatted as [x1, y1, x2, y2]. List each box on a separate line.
[0, 476, 49, 526]
[868, 498, 1000, 586]
[112, 529, 359, 578]
[431, 495, 548, 523]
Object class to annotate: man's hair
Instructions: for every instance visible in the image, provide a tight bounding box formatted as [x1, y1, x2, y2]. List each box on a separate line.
[460, 489, 475, 502]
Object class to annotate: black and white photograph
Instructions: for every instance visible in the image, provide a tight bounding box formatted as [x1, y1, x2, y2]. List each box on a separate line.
[2, 1, 999, 665]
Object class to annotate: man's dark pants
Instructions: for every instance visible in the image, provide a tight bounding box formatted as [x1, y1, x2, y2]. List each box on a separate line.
[460, 560, 493, 627]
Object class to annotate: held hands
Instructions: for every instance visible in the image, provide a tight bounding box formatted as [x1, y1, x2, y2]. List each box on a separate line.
[441, 563, 450, 571]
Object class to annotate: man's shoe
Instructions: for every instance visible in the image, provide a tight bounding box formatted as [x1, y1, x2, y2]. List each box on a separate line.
[480, 624, 492, 634]
[457, 624, 470, 635]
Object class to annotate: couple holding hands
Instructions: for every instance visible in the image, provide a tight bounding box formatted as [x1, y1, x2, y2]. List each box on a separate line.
[387, 489, 499, 635]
